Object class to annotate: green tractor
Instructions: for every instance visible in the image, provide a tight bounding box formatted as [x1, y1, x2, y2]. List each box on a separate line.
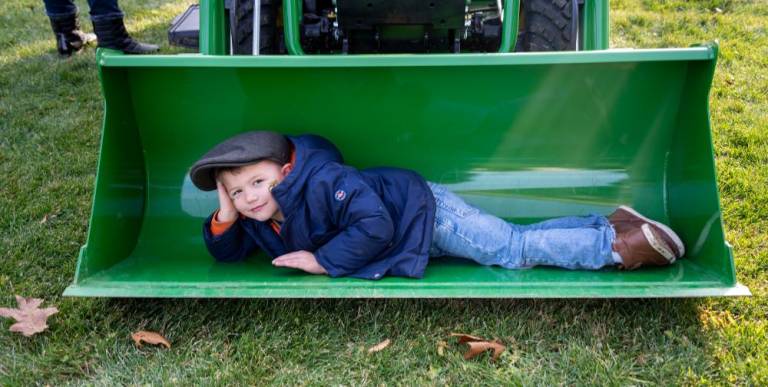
[64, 1, 749, 298]
[188, 0, 607, 55]
[227, 0, 583, 54]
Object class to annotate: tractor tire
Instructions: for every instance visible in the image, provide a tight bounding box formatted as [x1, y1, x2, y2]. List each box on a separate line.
[519, 0, 576, 51]
[232, 0, 278, 54]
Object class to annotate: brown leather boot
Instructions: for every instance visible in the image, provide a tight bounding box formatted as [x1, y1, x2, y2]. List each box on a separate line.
[613, 223, 678, 270]
[608, 205, 685, 257]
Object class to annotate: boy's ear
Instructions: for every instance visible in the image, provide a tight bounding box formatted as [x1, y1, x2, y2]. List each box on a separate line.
[281, 163, 293, 177]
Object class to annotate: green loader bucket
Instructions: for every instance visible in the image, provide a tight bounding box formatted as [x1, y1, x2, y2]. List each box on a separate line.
[64, 45, 750, 298]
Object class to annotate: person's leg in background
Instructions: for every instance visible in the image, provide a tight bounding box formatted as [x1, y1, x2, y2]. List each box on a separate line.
[88, 0, 159, 54]
[43, 0, 96, 57]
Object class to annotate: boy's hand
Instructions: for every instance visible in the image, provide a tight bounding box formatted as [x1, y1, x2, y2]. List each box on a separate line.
[216, 181, 238, 223]
[272, 251, 328, 275]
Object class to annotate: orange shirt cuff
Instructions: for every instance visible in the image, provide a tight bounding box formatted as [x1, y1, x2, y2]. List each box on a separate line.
[210, 209, 235, 236]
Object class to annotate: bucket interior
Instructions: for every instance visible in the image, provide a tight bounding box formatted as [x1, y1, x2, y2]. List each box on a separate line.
[65, 49, 746, 297]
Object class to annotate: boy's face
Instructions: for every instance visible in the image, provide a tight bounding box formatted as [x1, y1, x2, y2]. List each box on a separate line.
[218, 160, 293, 222]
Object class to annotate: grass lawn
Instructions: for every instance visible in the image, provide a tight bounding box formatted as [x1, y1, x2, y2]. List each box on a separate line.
[1, 0, 766, 384]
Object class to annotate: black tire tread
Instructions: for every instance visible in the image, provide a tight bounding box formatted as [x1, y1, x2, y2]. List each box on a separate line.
[521, 0, 574, 51]
[233, 0, 277, 54]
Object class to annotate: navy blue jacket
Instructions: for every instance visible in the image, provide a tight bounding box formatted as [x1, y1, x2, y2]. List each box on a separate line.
[202, 134, 436, 279]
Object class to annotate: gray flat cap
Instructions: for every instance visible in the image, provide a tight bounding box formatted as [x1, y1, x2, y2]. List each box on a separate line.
[189, 131, 291, 191]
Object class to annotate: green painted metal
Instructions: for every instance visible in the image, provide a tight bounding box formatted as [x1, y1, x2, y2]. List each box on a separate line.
[199, 0, 227, 55]
[583, 0, 610, 50]
[65, 44, 749, 298]
[98, 47, 715, 67]
[498, 0, 520, 53]
[283, 0, 305, 55]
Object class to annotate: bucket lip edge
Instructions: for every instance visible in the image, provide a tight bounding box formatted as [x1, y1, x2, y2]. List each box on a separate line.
[62, 282, 752, 298]
[98, 46, 715, 68]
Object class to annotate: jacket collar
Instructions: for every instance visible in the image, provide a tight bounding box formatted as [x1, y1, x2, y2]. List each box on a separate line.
[270, 135, 344, 218]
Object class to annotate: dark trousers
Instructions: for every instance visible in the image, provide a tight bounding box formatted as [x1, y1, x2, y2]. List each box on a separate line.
[43, 0, 123, 21]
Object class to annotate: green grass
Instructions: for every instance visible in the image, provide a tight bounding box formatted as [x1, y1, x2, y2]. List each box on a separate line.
[1, 0, 766, 384]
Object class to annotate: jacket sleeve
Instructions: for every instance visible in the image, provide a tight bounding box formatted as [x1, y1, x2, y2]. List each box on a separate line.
[312, 172, 395, 277]
[203, 213, 259, 262]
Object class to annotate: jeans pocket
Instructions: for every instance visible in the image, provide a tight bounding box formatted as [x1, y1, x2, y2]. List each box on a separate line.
[433, 189, 480, 219]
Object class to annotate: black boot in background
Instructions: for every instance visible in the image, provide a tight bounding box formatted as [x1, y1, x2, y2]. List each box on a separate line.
[92, 17, 159, 54]
[49, 14, 96, 57]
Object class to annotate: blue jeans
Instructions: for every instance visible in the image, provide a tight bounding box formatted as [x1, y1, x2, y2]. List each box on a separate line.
[43, 0, 123, 21]
[427, 182, 616, 270]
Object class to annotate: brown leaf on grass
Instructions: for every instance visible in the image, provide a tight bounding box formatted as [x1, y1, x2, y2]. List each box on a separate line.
[450, 332, 506, 361]
[0, 295, 59, 337]
[367, 338, 391, 354]
[131, 331, 171, 349]
[464, 341, 506, 361]
[449, 332, 485, 344]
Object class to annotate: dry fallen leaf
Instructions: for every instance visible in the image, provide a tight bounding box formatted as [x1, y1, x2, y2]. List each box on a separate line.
[131, 331, 171, 349]
[450, 332, 506, 362]
[449, 332, 485, 344]
[0, 295, 58, 337]
[367, 338, 391, 354]
[464, 341, 506, 361]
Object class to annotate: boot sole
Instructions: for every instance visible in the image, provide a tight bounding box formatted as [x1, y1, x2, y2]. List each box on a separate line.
[641, 224, 677, 263]
[618, 205, 685, 257]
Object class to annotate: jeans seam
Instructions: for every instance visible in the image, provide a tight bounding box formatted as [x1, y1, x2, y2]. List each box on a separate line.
[434, 199, 479, 219]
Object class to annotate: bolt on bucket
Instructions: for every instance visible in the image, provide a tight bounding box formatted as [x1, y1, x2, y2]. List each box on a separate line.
[64, 45, 749, 298]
